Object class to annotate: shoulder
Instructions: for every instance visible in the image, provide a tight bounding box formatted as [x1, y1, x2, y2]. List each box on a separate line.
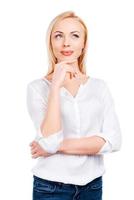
[89, 77, 112, 101]
[91, 77, 114, 103]
[91, 77, 108, 90]
[26, 77, 49, 97]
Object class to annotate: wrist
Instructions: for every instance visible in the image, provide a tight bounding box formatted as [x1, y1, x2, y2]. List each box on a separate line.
[50, 84, 60, 92]
[57, 140, 65, 153]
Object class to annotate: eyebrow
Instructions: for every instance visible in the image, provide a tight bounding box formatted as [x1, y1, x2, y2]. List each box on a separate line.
[53, 31, 80, 34]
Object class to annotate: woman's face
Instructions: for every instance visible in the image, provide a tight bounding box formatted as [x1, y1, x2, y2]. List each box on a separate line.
[51, 18, 85, 62]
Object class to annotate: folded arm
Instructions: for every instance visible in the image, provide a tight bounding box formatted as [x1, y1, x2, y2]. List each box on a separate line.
[57, 136, 106, 155]
[30, 136, 106, 158]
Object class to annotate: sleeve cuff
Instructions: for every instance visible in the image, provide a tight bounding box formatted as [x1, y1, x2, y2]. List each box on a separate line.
[95, 133, 112, 154]
[35, 128, 64, 154]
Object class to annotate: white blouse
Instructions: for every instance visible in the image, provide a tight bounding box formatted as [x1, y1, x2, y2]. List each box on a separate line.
[26, 76, 122, 185]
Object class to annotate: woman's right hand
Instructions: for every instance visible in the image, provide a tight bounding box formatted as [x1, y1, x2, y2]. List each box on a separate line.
[51, 60, 78, 89]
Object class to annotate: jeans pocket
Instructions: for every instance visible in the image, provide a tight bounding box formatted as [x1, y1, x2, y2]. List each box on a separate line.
[84, 177, 102, 191]
[33, 177, 57, 194]
[90, 177, 102, 190]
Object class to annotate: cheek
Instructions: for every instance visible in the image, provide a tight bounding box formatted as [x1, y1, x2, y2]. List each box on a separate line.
[52, 40, 63, 51]
[74, 38, 84, 49]
[73, 42, 84, 55]
[52, 43, 63, 57]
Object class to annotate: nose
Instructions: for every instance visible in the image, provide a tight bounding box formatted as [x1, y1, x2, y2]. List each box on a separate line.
[63, 36, 70, 47]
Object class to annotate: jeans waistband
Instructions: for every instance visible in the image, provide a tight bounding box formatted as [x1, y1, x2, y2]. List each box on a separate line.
[33, 175, 102, 187]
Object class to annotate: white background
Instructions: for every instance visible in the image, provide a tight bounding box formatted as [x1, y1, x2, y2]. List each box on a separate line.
[0, 0, 134, 199]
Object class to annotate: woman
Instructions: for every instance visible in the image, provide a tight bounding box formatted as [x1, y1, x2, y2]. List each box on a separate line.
[27, 11, 122, 200]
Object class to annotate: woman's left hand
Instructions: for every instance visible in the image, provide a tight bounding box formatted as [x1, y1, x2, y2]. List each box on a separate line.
[29, 141, 52, 158]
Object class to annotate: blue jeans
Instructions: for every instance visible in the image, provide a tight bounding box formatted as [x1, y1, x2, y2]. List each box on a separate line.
[32, 175, 103, 200]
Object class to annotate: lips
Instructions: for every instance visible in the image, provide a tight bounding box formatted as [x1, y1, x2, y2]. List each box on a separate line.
[61, 51, 74, 56]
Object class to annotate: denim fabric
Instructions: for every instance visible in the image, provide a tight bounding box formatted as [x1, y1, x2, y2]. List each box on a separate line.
[33, 175, 102, 200]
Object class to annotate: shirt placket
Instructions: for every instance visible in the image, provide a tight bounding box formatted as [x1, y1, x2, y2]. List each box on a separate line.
[73, 99, 81, 137]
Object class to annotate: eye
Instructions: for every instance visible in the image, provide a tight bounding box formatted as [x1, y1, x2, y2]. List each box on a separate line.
[72, 34, 80, 38]
[55, 34, 63, 39]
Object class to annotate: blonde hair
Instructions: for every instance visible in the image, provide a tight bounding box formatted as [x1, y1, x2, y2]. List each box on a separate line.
[45, 11, 88, 76]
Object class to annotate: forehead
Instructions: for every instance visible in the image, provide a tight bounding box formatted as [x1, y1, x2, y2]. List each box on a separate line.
[52, 18, 85, 33]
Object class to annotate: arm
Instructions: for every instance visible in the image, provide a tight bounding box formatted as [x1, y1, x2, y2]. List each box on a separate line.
[58, 136, 106, 155]
[30, 135, 105, 158]
[27, 83, 63, 154]
[40, 85, 63, 137]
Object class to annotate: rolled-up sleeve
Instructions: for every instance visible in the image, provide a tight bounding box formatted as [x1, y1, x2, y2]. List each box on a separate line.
[26, 83, 64, 153]
[96, 83, 122, 154]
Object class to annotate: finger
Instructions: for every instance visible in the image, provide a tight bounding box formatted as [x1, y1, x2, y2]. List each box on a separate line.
[31, 149, 37, 155]
[64, 65, 77, 73]
[32, 153, 39, 159]
[58, 59, 77, 65]
[66, 59, 77, 64]
[29, 141, 35, 146]
[31, 146, 38, 153]
[32, 151, 44, 158]
[56, 62, 78, 75]
[73, 72, 77, 77]
[30, 145, 38, 150]
[30, 141, 38, 147]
